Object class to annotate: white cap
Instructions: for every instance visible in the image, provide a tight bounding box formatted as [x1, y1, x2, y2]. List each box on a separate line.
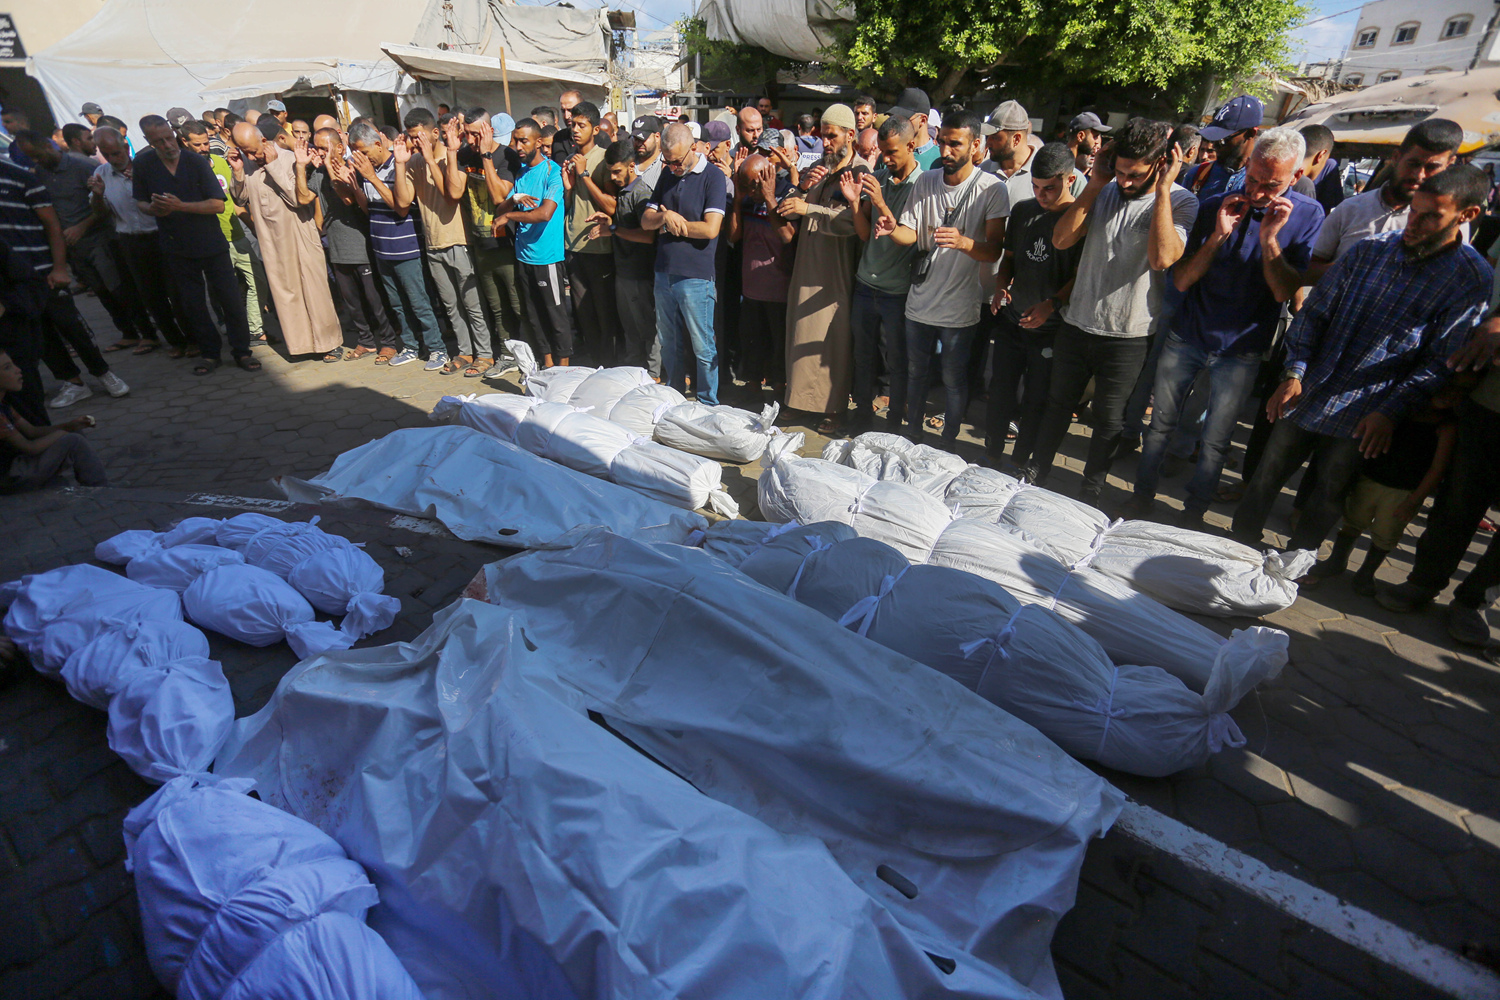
[687, 121, 701, 140]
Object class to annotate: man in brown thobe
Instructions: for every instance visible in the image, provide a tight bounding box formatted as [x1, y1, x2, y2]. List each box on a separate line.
[228, 120, 341, 357]
[778, 104, 866, 429]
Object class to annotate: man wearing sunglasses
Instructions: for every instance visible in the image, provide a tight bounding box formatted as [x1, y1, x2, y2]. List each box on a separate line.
[643, 122, 726, 405]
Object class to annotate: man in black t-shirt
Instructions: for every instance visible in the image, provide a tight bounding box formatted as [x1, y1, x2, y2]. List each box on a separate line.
[460, 109, 526, 378]
[587, 139, 660, 375]
[132, 115, 255, 373]
[985, 143, 1083, 473]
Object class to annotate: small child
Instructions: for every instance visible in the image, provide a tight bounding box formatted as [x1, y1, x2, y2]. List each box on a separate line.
[0, 351, 108, 493]
[1303, 381, 1465, 595]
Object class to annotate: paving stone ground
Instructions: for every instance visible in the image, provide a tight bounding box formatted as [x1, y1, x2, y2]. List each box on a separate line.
[1, 295, 1497, 998]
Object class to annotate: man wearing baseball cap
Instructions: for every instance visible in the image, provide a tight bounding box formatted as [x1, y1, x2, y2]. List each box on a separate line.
[884, 87, 939, 169]
[80, 103, 105, 127]
[1064, 112, 1110, 196]
[630, 114, 664, 190]
[265, 99, 289, 126]
[1181, 94, 1263, 201]
[165, 107, 193, 130]
[980, 100, 1038, 206]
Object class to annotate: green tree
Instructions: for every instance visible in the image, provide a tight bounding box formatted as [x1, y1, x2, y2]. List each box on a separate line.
[829, 0, 1306, 105]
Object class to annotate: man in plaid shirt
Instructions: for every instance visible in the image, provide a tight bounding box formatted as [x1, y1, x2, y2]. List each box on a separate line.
[1231, 165, 1493, 553]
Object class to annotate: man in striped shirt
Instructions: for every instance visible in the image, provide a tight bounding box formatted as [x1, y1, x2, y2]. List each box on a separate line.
[0, 155, 71, 421]
[347, 122, 442, 366]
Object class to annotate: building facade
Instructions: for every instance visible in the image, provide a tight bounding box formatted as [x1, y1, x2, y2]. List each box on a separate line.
[1338, 0, 1498, 86]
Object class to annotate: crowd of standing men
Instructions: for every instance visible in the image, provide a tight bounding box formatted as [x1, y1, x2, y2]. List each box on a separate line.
[0, 86, 1496, 649]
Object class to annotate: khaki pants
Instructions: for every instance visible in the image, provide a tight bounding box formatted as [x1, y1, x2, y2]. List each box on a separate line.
[1340, 476, 1412, 551]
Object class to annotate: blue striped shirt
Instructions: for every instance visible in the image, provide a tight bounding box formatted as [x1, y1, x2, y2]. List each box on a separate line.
[362, 158, 421, 262]
[0, 157, 54, 275]
[1284, 230, 1492, 438]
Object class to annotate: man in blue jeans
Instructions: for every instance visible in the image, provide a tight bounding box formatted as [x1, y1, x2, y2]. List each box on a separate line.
[1124, 128, 1322, 528]
[884, 110, 1008, 448]
[643, 123, 725, 405]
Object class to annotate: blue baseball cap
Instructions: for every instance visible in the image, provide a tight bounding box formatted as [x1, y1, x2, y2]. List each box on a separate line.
[491, 112, 515, 144]
[1200, 95, 1264, 142]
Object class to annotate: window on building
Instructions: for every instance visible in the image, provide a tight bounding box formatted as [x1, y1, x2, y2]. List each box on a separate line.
[1426, 66, 1453, 74]
[1344, 73, 1365, 85]
[1443, 16, 1472, 38]
[1392, 22, 1419, 44]
[1377, 71, 1402, 83]
[1356, 27, 1379, 47]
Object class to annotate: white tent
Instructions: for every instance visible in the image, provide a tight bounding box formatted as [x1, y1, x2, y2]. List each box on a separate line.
[28, 0, 608, 130]
[696, 0, 852, 62]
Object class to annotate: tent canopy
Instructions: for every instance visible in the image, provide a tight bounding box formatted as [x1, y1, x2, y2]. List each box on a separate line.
[381, 44, 603, 88]
[696, 0, 852, 62]
[1284, 68, 1500, 153]
[29, 0, 608, 130]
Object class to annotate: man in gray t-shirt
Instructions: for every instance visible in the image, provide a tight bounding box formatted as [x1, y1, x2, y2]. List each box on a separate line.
[885, 109, 1009, 447]
[1028, 117, 1199, 501]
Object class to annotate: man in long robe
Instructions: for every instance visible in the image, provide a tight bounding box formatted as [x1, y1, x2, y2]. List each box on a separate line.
[228, 120, 341, 357]
[779, 104, 867, 428]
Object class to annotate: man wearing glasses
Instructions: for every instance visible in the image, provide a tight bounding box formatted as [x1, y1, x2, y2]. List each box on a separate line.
[643, 123, 726, 405]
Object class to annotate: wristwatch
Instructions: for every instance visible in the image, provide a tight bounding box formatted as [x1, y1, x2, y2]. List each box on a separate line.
[1279, 368, 1302, 383]
[1047, 295, 1062, 310]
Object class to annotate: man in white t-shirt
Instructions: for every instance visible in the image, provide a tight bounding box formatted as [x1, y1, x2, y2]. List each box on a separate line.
[1304, 118, 1463, 280]
[1028, 117, 1200, 502]
[882, 109, 1009, 448]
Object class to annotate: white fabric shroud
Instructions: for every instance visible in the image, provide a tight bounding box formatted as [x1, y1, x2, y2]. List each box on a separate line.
[756, 446, 1289, 697]
[216, 590, 1084, 1000]
[826, 442, 1313, 617]
[653, 400, 787, 463]
[277, 426, 706, 547]
[183, 565, 352, 660]
[728, 522, 1248, 776]
[433, 394, 740, 517]
[2, 564, 185, 676]
[216, 512, 289, 550]
[107, 654, 234, 784]
[125, 544, 247, 592]
[476, 528, 1124, 997]
[61, 619, 211, 710]
[124, 778, 425, 1000]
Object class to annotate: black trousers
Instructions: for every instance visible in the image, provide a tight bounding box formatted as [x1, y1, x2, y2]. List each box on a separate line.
[614, 274, 658, 375]
[567, 252, 616, 363]
[519, 261, 574, 360]
[0, 279, 50, 424]
[117, 232, 188, 349]
[739, 298, 787, 389]
[1407, 400, 1500, 607]
[67, 231, 145, 343]
[331, 262, 399, 351]
[1230, 418, 1363, 550]
[166, 249, 252, 362]
[41, 291, 110, 382]
[985, 313, 1056, 467]
[1031, 324, 1150, 491]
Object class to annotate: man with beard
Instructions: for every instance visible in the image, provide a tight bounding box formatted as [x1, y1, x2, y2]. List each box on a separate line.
[1064, 112, 1109, 196]
[494, 118, 571, 368]
[229, 120, 342, 360]
[1304, 118, 1464, 284]
[1180, 95, 1262, 201]
[629, 114, 664, 192]
[884, 88, 938, 169]
[853, 96, 877, 133]
[882, 109, 1008, 449]
[779, 103, 868, 427]
[1122, 128, 1323, 528]
[1028, 117, 1198, 502]
[1231, 166, 1491, 553]
[755, 97, 784, 132]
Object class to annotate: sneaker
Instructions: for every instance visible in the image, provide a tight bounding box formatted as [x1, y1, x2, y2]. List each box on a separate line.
[48, 382, 93, 408]
[387, 348, 419, 367]
[99, 371, 130, 398]
[482, 359, 519, 380]
[424, 350, 450, 372]
[1446, 603, 1492, 647]
[1376, 581, 1440, 614]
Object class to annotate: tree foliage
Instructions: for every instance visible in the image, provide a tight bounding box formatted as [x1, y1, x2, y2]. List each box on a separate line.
[828, 0, 1307, 104]
[678, 18, 807, 91]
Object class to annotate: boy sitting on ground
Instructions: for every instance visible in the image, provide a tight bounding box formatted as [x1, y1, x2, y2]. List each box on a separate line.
[0, 352, 108, 493]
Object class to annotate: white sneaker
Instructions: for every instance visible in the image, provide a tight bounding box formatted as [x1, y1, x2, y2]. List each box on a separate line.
[99, 371, 130, 398]
[49, 382, 93, 408]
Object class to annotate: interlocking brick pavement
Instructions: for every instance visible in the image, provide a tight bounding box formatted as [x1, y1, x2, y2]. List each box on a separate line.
[1, 295, 1496, 998]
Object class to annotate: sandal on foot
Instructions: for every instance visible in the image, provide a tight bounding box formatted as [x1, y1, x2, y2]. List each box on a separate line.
[132, 342, 159, 355]
[442, 355, 472, 375]
[184, 347, 201, 358]
[373, 348, 398, 365]
[322, 347, 347, 363]
[345, 346, 378, 361]
[817, 416, 845, 435]
[925, 415, 945, 431]
[103, 339, 141, 352]
[463, 357, 492, 377]
[166, 347, 186, 359]
[192, 359, 221, 376]
[236, 355, 262, 372]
